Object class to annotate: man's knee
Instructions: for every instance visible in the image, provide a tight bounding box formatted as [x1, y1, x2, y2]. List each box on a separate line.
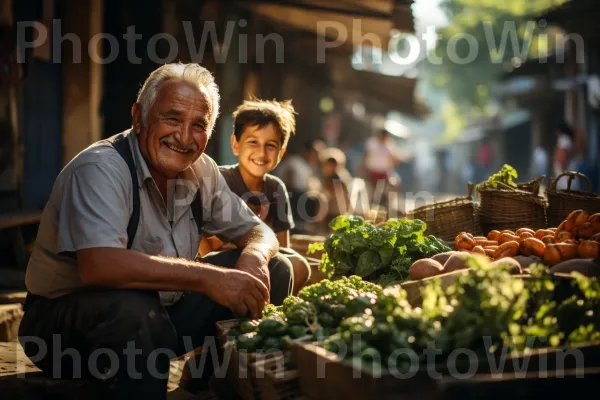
[269, 253, 294, 279]
[108, 291, 177, 353]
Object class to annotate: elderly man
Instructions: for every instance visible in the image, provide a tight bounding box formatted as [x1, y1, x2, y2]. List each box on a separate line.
[18, 63, 293, 399]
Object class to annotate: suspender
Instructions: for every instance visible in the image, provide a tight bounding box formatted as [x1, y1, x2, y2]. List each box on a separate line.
[106, 132, 204, 249]
[109, 133, 141, 249]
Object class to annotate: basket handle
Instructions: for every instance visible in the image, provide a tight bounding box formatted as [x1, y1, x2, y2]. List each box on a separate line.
[550, 171, 592, 192]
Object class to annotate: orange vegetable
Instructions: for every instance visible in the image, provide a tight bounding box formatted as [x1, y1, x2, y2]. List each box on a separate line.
[455, 233, 476, 251]
[498, 232, 521, 244]
[476, 239, 498, 247]
[519, 237, 546, 258]
[516, 228, 535, 236]
[588, 213, 600, 232]
[590, 233, 600, 243]
[578, 222, 595, 240]
[544, 243, 578, 266]
[535, 229, 555, 240]
[471, 245, 486, 255]
[555, 231, 574, 243]
[566, 210, 590, 232]
[519, 231, 534, 240]
[473, 236, 487, 241]
[555, 221, 568, 236]
[487, 230, 501, 241]
[578, 240, 600, 259]
[493, 241, 520, 259]
[484, 248, 495, 258]
[500, 230, 516, 236]
[541, 235, 555, 245]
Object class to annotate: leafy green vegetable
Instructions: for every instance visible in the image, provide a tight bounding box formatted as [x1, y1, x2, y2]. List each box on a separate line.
[317, 215, 449, 284]
[476, 164, 519, 192]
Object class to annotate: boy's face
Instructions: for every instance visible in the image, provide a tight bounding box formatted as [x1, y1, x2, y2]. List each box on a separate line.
[231, 123, 286, 179]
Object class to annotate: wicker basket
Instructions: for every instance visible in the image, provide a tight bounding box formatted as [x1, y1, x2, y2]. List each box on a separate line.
[408, 183, 480, 241]
[478, 176, 548, 233]
[546, 171, 600, 227]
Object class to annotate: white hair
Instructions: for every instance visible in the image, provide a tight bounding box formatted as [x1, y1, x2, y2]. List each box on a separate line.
[136, 63, 220, 135]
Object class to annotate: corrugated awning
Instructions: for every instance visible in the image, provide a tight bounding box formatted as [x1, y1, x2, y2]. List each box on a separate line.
[237, 0, 415, 51]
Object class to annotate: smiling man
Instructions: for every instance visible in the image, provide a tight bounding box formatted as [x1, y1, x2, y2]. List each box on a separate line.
[18, 63, 292, 399]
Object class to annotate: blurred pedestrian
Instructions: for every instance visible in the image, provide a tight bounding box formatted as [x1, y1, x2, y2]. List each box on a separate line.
[476, 138, 494, 183]
[276, 139, 324, 232]
[317, 147, 351, 227]
[362, 128, 402, 209]
[553, 121, 576, 189]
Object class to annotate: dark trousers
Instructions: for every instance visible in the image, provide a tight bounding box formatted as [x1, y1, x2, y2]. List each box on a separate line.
[18, 249, 293, 400]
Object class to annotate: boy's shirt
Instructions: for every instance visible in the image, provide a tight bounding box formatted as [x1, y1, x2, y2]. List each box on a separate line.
[219, 164, 295, 233]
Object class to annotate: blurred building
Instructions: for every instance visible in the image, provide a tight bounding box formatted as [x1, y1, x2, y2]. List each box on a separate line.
[0, 0, 428, 213]
[491, 0, 600, 188]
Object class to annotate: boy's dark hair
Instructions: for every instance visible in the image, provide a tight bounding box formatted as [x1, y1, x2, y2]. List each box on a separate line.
[232, 98, 297, 148]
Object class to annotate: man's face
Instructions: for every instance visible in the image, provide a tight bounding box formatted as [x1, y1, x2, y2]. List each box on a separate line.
[231, 123, 285, 180]
[132, 79, 212, 181]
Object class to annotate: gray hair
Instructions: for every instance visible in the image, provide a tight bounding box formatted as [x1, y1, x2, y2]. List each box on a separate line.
[136, 63, 220, 135]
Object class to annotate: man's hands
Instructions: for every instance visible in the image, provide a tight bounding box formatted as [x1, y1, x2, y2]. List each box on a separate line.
[205, 267, 270, 319]
[235, 250, 271, 292]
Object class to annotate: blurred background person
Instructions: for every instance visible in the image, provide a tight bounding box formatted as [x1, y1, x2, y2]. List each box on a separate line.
[475, 138, 494, 184]
[315, 147, 352, 232]
[531, 143, 549, 182]
[553, 121, 576, 190]
[276, 139, 325, 232]
[362, 128, 403, 209]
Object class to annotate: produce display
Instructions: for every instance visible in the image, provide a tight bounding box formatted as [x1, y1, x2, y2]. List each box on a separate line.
[323, 257, 600, 371]
[229, 255, 600, 377]
[444, 210, 600, 272]
[230, 276, 382, 353]
[308, 215, 451, 286]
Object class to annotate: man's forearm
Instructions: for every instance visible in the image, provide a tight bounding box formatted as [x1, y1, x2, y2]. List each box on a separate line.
[234, 224, 279, 261]
[78, 247, 223, 292]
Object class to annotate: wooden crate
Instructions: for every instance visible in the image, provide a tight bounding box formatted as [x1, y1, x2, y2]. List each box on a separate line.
[436, 367, 600, 399]
[253, 355, 302, 400]
[223, 339, 291, 400]
[216, 319, 239, 349]
[293, 340, 600, 400]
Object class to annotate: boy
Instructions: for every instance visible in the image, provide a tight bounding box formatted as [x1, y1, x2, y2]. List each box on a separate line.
[200, 99, 311, 294]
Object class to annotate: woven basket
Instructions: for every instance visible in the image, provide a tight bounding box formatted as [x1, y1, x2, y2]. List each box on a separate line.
[408, 183, 480, 241]
[478, 176, 548, 233]
[546, 171, 600, 227]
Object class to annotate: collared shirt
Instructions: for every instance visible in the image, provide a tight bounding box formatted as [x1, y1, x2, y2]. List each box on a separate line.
[25, 129, 262, 304]
[219, 164, 294, 233]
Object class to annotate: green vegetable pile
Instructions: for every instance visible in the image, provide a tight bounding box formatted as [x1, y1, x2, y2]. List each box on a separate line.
[308, 215, 450, 286]
[229, 276, 382, 353]
[322, 256, 600, 373]
[229, 255, 600, 373]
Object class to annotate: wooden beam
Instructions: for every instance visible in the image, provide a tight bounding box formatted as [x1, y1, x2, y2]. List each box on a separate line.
[238, 0, 392, 20]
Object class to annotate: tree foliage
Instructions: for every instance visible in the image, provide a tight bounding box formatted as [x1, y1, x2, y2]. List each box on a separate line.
[423, 0, 568, 136]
